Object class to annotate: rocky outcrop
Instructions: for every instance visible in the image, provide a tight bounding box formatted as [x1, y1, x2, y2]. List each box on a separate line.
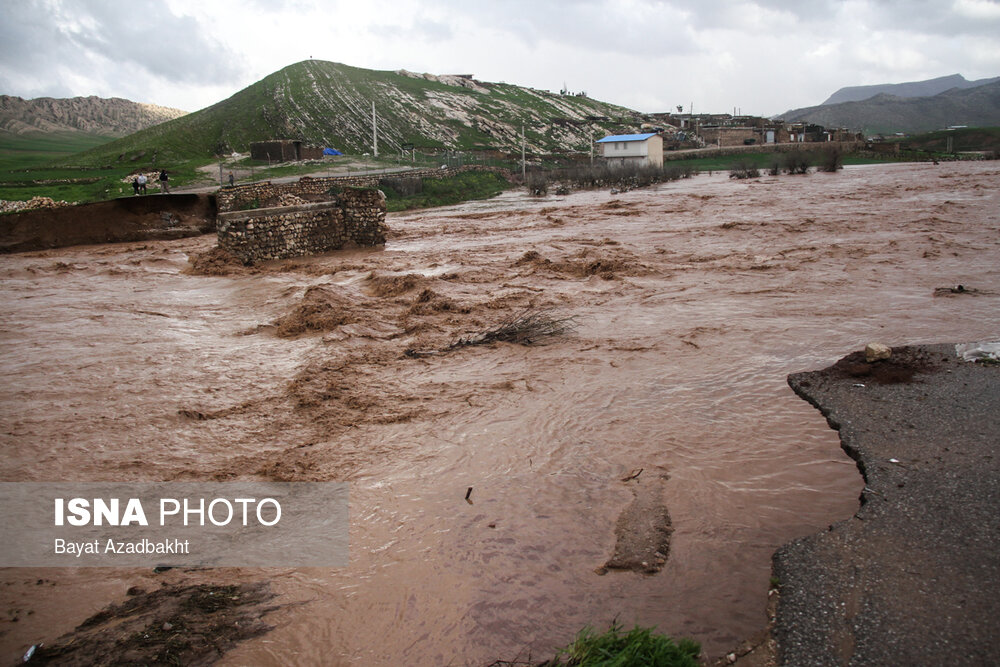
[0, 95, 186, 136]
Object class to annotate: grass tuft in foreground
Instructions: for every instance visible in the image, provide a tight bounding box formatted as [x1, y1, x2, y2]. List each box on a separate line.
[545, 623, 701, 667]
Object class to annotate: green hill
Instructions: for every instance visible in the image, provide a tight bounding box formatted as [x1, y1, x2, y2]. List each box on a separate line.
[64, 60, 648, 168]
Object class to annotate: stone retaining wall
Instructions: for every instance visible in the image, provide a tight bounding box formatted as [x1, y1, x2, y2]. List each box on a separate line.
[216, 188, 386, 264]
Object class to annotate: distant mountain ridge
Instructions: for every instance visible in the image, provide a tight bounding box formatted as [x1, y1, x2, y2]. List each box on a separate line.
[778, 78, 1000, 134]
[822, 74, 1000, 105]
[63, 60, 651, 167]
[0, 95, 187, 137]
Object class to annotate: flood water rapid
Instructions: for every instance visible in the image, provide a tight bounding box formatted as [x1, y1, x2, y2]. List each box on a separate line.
[1, 161, 998, 664]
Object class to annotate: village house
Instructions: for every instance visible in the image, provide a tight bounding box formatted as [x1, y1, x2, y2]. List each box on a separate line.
[596, 133, 664, 168]
[250, 140, 325, 163]
[699, 125, 762, 146]
[666, 112, 862, 146]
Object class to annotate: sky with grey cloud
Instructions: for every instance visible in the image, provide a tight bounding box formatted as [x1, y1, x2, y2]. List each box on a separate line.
[1, 0, 998, 116]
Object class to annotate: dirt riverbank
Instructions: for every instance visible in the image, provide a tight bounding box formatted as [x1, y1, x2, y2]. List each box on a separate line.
[0, 193, 216, 253]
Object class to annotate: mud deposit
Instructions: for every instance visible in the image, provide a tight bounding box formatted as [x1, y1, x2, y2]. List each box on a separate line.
[24, 582, 277, 665]
[2, 162, 998, 665]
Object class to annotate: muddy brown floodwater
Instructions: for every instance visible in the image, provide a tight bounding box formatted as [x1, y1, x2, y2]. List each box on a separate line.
[1, 162, 998, 665]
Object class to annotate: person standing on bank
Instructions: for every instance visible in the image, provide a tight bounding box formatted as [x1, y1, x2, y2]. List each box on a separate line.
[137, 172, 147, 194]
[228, 172, 235, 187]
[159, 169, 170, 194]
[132, 177, 140, 196]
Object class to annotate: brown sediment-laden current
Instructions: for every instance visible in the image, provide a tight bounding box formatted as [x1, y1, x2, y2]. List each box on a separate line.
[1, 161, 998, 664]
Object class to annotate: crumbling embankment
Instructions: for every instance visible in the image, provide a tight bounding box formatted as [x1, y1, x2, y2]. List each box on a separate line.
[774, 344, 1000, 665]
[0, 193, 216, 253]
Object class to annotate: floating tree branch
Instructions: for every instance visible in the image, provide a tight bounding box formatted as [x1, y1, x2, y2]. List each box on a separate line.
[448, 308, 577, 349]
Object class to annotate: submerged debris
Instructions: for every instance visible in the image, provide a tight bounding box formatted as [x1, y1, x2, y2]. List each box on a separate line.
[403, 308, 576, 359]
[933, 284, 987, 297]
[955, 342, 1000, 364]
[448, 308, 577, 349]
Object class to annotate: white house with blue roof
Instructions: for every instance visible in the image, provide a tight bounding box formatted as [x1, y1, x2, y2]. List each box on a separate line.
[596, 132, 663, 168]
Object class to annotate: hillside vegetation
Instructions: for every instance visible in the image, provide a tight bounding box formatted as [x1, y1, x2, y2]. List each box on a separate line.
[61, 60, 646, 169]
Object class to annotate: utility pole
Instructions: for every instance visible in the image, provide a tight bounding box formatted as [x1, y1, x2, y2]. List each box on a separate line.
[372, 101, 378, 158]
[521, 122, 526, 180]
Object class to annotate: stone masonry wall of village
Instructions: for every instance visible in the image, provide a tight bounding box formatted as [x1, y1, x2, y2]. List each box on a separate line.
[215, 187, 386, 264]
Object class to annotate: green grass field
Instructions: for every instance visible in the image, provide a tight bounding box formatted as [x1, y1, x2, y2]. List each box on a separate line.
[0, 132, 110, 169]
[0, 131, 213, 203]
[1, 132, 126, 202]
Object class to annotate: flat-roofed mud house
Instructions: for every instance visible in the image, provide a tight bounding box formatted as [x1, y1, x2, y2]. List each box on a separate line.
[250, 140, 324, 162]
[596, 133, 664, 168]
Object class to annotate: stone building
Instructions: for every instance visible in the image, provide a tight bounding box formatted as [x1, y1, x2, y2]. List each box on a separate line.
[699, 125, 762, 147]
[250, 140, 324, 162]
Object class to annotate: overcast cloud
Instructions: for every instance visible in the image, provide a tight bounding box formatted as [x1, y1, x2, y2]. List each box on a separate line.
[1, 0, 998, 116]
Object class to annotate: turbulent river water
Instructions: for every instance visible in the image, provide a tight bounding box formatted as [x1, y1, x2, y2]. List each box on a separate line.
[1, 161, 998, 664]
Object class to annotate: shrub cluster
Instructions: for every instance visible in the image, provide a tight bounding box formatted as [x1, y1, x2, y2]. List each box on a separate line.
[817, 148, 844, 172]
[783, 150, 812, 174]
[728, 160, 760, 179]
[730, 148, 844, 179]
[524, 162, 696, 195]
[380, 171, 508, 211]
[378, 176, 423, 197]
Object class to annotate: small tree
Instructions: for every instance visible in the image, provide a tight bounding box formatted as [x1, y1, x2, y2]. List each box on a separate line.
[525, 171, 548, 195]
[729, 160, 760, 179]
[817, 149, 843, 172]
[783, 150, 811, 175]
